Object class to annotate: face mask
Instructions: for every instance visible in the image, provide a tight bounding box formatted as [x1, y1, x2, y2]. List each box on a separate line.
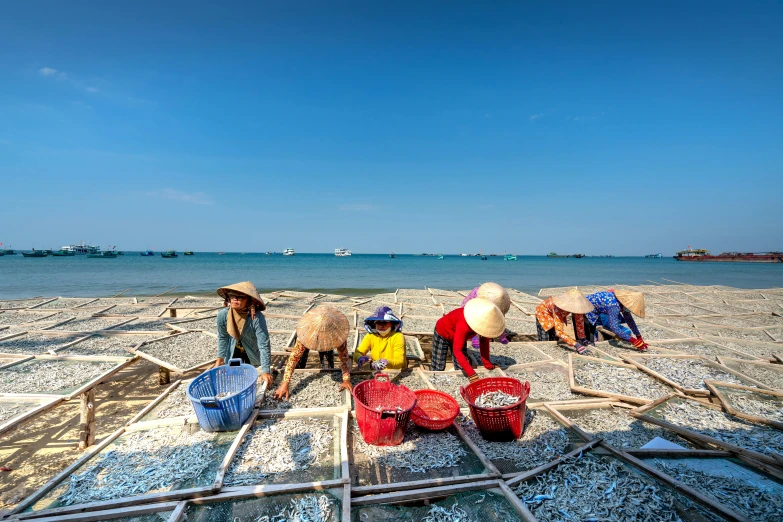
[376, 326, 392, 337]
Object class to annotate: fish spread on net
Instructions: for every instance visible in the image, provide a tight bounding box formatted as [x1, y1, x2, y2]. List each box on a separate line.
[269, 333, 294, 351]
[399, 316, 438, 332]
[641, 358, 747, 390]
[152, 386, 194, 419]
[49, 317, 129, 332]
[0, 403, 28, 423]
[224, 418, 333, 486]
[0, 311, 58, 326]
[722, 361, 783, 390]
[706, 327, 774, 342]
[0, 298, 50, 310]
[57, 426, 218, 506]
[530, 343, 570, 362]
[653, 459, 783, 521]
[0, 333, 87, 354]
[660, 400, 783, 458]
[637, 324, 696, 340]
[472, 344, 546, 367]
[351, 419, 466, 473]
[424, 502, 469, 522]
[115, 319, 175, 332]
[429, 373, 471, 407]
[573, 361, 672, 400]
[393, 371, 426, 390]
[173, 298, 224, 308]
[652, 340, 753, 361]
[265, 317, 300, 330]
[139, 333, 215, 369]
[460, 410, 573, 471]
[513, 452, 720, 522]
[567, 408, 692, 449]
[0, 360, 116, 394]
[60, 335, 164, 357]
[474, 391, 520, 408]
[36, 298, 97, 310]
[705, 338, 782, 359]
[173, 317, 217, 334]
[105, 305, 167, 316]
[264, 373, 343, 410]
[505, 367, 578, 401]
[729, 391, 783, 422]
[276, 495, 337, 522]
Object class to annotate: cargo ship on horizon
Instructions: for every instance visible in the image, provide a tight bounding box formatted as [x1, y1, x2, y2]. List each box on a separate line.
[674, 248, 783, 263]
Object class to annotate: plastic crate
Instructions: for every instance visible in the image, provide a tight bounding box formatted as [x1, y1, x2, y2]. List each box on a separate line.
[460, 377, 530, 441]
[187, 358, 257, 431]
[353, 373, 417, 446]
[410, 389, 460, 431]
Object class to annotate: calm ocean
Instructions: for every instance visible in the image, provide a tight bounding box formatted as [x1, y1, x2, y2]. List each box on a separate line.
[0, 253, 781, 299]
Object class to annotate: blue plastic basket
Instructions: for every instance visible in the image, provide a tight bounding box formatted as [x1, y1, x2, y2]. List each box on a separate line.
[187, 358, 257, 432]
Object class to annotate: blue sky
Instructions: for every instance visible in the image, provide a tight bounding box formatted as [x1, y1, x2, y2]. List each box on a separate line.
[1, 1, 781, 255]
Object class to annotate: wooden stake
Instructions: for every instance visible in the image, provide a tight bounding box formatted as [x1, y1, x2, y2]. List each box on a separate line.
[78, 389, 96, 450]
[159, 365, 171, 385]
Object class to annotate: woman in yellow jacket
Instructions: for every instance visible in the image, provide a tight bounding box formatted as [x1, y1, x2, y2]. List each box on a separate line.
[353, 306, 407, 371]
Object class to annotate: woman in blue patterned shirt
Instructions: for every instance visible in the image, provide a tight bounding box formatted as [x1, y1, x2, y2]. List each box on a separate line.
[585, 289, 648, 351]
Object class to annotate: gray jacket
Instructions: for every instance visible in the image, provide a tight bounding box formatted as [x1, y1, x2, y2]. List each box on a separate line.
[216, 308, 271, 373]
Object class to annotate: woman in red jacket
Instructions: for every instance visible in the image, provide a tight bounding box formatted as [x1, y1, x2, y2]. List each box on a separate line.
[430, 298, 505, 382]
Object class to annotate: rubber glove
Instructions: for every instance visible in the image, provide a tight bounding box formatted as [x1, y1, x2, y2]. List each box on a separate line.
[498, 332, 509, 345]
[371, 359, 388, 372]
[574, 340, 589, 355]
[471, 336, 480, 348]
[356, 355, 371, 369]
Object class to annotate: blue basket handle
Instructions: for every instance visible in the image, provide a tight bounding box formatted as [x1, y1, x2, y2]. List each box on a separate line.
[228, 358, 243, 367]
[200, 397, 221, 409]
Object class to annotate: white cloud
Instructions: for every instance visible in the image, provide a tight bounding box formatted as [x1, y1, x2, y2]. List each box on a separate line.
[147, 188, 213, 206]
[339, 203, 377, 211]
[85, 86, 99, 93]
[39, 67, 58, 77]
[529, 113, 543, 122]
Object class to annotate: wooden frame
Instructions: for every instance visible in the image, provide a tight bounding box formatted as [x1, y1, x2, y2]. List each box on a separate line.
[630, 394, 783, 467]
[7, 501, 181, 522]
[648, 336, 766, 361]
[0, 330, 95, 356]
[693, 324, 777, 342]
[568, 353, 675, 405]
[716, 356, 783, 391]
[49, 330, 173, 357]
[0, 296, 55, 310]
[125, 378, 194, 427]
[503, 360, 590, 407]
[702, 334, 783, 363]
[0, 353, 36, 369]
[258, 368, 351, 414]
[0, 354, 138, 400]
[0, 393, 64, 436]
[164, 314, 219, 333]
[13, 415, 252, 520]
[129, 330, 217, 374]
[705, 379, 783, 430]
[27, 298, 97, 310]
[351, 479, 536, 521]
[618, 353, 770, 397]
[40, 313, 135, 332]
[466, 342, 553, 369]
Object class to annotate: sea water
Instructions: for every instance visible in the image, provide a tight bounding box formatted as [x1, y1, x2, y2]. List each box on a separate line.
[0, 253, 781, 299]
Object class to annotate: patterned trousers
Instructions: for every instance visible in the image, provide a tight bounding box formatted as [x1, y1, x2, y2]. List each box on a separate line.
[536, 319, 557, 342]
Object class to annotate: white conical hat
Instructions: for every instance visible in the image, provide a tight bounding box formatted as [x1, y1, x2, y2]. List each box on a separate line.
[477, 282, 511, 315]
[552, 289, 594, 314]
[614, 290, 646, 318]
[464, 298, 505, 338]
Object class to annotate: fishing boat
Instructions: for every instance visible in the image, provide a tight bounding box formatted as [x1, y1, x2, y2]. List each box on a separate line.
[437, 254, 444, 259]
[52, 249, 75, 256]
[184, 251, 194, 256]
[504, 253, 517, 261]
[645, 253, 662, 258]
[218, 252, 225, 255]
[140, 250, 154, 256]
[0, 251, 4, 256]
[283, 248, 295, 256]
[335, 248, 352, 257]
[22, 249, 48, 257]
[87, 251, 117, 259]
[573, 254, 585, 259]
[265, 252, 274, 255]
[62, 242, 100, 255]
[674, 248, 783, 263]
[161, 251, 178, 258]
[2, 250, 16, 255]
[389, 252, 395, 258]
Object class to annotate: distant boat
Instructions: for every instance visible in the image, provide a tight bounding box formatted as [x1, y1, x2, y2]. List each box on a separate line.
[52, 249, 75, 257]
[161, 251, 178, 258]
[1, 246, 16, 254]
[87, 251, 117, 259]
[389, 252, 395, 258]
[265, 251, 274, 255]
[22, 249, 48, 258]
[116, 251, 124, 255]
[335, 248, 352, 257]
[645, 253, 662, 258]
[438, 254, 444, 260]
[184, 251, 194, 256]
[218, 252, 225, 255]
[573, 254, 585, 258]
[504, 253, 517, 261]
[62, 242, 100, 255]
[140, 250, 154, 256]
[283, 248, 295, 256]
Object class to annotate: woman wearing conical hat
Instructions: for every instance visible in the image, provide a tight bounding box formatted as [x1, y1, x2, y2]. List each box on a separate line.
[431, 298, 506, 382]
[215, 282, 274, 387]
[461, 282, 512, 346]
[273, 306, 352, 400]
[534, 289, 595, 354]
[585, 289, 648, 351]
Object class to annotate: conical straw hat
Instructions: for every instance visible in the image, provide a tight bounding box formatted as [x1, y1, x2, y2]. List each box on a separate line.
[614, 290, 646, 318]
[551, 288, 594, 314]
[296, 306, 350, 352]
[216, 281, 266, 310]
[477, 282, 511, 314]
[464, 298, 505, 338]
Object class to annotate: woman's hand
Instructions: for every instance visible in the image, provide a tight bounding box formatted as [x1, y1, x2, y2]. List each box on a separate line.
[212, 357, 225, 368]
[338, 380, 353, 393]
[273, 382, 290, 401]
[259, 372, 274, 388]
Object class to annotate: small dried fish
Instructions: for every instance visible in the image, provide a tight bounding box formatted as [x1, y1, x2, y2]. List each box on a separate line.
[424, 502, 468, 522]
[57, 426, 218, 505]
[653, 459, 783, 520]
[48, 317, 129, 332]
[659, 400, 783, 458]
[728, 391, 783, 422]
[138, 332, 215, 369]
[113, 318, 176, 332]
[151, 386, 194, 419]
[574, 361, 673, 400]
[351, 419, 466, 473]
[505, 366, 579, 402]
[171, 317, 217, 334]
[640, 358, 748, 390]
[474, 391, 520, 408]
[263, 373, 343, 410]
[564, 408, 693, 449]
[0, 403, 28, 423]
[0, 333, 87, 354]
[0, 360, 116, 394]
[0, 298, 51, 309]
[224, 418, 333, 486]
[59, 334, 166, 357]
[721, 360, 783, 390]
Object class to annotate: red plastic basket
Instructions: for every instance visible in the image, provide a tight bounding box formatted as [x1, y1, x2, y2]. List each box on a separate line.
[410, 389, 460, 431]
[460, 377, 530, 442]
[353, 373, 417, 446]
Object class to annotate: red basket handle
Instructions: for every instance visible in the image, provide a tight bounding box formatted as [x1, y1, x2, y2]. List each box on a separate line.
[459, 385, 467, 401]
[374, 373, 391, 383]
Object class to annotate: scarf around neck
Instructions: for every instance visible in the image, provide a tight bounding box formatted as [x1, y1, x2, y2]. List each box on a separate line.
[227, 307, 248, 341]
